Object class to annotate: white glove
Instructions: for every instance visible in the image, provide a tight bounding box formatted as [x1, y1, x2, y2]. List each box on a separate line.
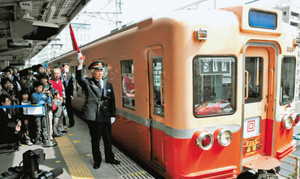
[77, 52, 85, 64]
[111, 117, 115, 124]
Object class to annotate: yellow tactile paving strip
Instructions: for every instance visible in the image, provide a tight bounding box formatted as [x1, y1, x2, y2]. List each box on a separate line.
[56, 135, 95, 179]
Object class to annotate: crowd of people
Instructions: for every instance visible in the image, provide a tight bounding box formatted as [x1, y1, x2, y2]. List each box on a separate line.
[0, 58, 120, 169]
[0, 63, 75, 149]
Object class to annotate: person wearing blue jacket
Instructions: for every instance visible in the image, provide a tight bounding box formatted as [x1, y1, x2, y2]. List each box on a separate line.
[31, 81, 51, 145]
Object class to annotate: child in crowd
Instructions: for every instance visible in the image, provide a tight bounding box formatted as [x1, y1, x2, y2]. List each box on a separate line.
[19, 90, 33, 146]
[52, 91, 64, 137]
[31, 82, 51, 145]
[39, 74, 54, 140]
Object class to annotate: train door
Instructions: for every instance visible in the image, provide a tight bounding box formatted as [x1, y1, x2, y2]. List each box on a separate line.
[242, 47, 273, 165]
[147, 47, 165, 170]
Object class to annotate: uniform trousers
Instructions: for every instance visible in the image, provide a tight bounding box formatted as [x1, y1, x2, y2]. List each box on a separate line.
[65, 98, 74, 126]
[87, 121, 115, 164]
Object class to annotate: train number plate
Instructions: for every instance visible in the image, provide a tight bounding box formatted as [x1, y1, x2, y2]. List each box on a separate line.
[244, 117, 260, 139]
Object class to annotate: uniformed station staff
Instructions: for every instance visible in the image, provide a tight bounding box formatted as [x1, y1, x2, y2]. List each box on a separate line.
[76, 55, 120, 169]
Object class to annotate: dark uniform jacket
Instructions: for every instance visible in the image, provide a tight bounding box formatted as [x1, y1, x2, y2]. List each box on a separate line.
[62, 74, 74, 100]
[76, 68, 116, 123]
[0, 108, 19, 144]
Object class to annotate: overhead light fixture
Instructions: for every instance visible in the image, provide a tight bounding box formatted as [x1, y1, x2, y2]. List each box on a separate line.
[19, 1, 34, 20]
[7, 40, 32, 48]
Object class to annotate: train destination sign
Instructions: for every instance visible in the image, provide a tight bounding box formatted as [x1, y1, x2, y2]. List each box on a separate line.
[200, 59, 230, 75]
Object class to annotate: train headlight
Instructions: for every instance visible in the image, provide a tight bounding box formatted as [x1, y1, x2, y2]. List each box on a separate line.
[196, 131, 214, 150]
[282, 115, 293, 129]
[292, 113, 300, 126]
[217, 129, 232, 147]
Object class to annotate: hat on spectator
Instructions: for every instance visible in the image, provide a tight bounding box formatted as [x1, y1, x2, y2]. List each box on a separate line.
[88, 61, 105, 70]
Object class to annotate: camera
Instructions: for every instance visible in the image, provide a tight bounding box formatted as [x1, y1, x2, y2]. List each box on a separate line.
[0, 149, 63, 179]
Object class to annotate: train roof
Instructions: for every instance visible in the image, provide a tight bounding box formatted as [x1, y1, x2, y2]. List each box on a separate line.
[53, 6, 293, 62]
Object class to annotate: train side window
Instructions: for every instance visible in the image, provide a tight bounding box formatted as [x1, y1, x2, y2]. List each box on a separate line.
[121, 60, 135, 110]
[152, 57, 164, 116]
[193, 56, 236, 117]
[245, 57, 263, 103]
[280, 57, 296, 105]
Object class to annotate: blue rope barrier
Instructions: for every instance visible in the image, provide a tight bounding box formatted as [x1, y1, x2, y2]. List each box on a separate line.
[0, 104, 43, 109]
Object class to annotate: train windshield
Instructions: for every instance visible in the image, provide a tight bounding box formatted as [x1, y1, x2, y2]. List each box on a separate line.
[193, 56, 236, 117]
[280, 57, 296, 105]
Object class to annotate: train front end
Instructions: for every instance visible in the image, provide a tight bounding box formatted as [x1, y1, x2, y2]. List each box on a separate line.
[164, 6, 299, 178]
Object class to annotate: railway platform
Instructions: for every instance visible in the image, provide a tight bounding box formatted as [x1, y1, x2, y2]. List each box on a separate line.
[0, 114, 155, 179]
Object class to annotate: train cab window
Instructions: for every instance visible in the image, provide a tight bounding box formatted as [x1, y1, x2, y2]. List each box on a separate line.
[193, 57, 236, 117]
[280, 57, 296, 105]
[245, 57, 263, 103]
[152, 57, 164, 116]
[121, 60, 135, 110]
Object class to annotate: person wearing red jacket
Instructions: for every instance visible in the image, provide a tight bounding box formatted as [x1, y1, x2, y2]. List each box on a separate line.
[49, 68, 66, 132]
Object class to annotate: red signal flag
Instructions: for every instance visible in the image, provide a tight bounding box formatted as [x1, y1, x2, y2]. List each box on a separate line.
[69, 24, 81, 53]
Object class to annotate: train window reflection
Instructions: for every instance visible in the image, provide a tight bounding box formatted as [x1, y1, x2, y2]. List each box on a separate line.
[280, 57, 296, 105]
[121, 60, 135, 110]
[152, 57, 164, 116]
[245, 57, 263, 103]
[193, 57, 236, 117]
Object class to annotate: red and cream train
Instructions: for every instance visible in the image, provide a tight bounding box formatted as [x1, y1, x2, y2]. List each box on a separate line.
[52, 6, 300, 178]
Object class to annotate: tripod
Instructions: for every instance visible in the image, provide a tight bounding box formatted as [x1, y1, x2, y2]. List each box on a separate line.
[41, 104, 57, 147]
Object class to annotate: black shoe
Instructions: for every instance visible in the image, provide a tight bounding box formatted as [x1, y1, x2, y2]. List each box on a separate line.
[69, 122, 74, 128]
[8, 143, 19, 150]
[93, 162, 101, 169]
[34, 140, 41, 145]
[106, 159, 120, 165]
[54, 133, 64, 137]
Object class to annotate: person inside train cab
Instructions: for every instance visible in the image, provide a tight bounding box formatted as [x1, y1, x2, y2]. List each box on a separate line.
[76, 57, 120, 169]
[247, 74, 259, 98]
[122, 74, 135, 98]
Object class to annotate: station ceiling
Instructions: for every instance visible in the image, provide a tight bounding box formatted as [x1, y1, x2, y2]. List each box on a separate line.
[0, 0, 90, 66]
